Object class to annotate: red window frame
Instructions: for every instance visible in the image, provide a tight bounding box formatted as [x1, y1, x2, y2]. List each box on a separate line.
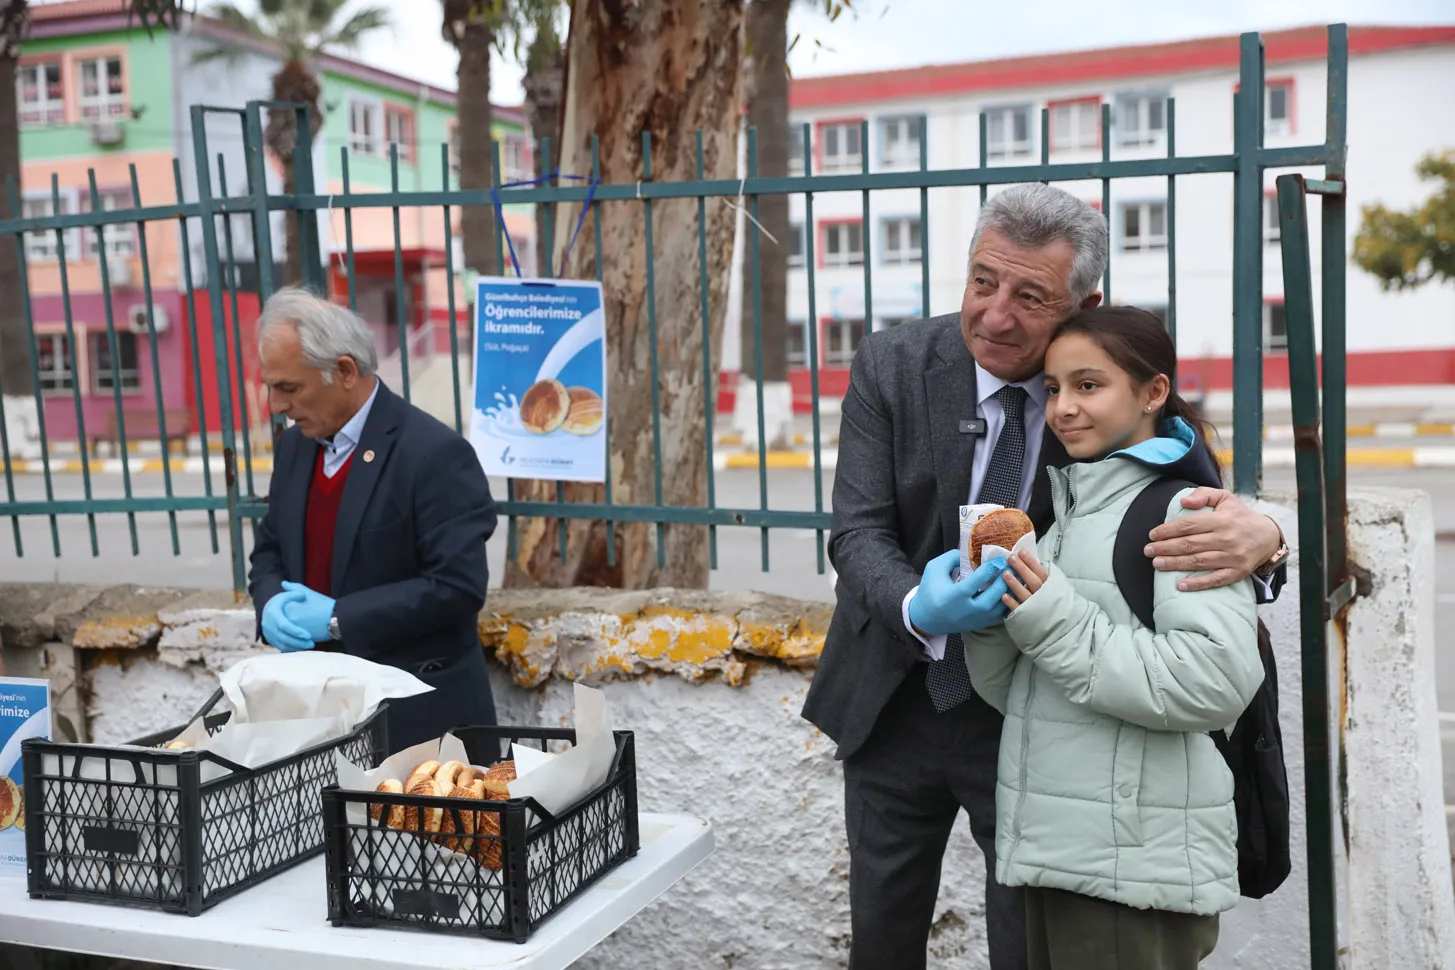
[814, 117, 866, 173]
[1046, 95, 1103, 153]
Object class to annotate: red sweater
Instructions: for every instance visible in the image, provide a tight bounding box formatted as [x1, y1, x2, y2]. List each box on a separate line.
[304, 446, 354, 606]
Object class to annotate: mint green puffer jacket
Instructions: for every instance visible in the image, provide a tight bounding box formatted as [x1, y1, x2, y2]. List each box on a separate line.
[964, 432, 1263, 916]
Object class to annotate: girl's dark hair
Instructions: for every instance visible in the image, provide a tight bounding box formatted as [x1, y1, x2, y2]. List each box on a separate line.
[1055, 305, 1222, 479]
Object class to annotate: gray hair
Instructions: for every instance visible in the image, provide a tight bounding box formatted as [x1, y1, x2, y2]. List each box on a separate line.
[257, 286, 378, 383]
[968, 184, 1109, 305]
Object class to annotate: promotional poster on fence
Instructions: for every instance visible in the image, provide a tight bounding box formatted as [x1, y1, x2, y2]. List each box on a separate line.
[0, 677, 49, 873]
[469, 277, 608, 483]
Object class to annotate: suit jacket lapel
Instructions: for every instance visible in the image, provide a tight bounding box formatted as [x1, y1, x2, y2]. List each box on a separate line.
[277, 434, 315, 580]
[330, 381, 401, 596]
[925, 324, 980, 552]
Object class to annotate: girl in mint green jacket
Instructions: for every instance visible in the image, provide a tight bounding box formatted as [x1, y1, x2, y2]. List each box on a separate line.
[964, 306, 1264, 970]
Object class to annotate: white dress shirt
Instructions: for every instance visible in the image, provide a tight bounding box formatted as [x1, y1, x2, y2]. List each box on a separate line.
[903, 362, 1048, 660]
[319, 380, 380, 478]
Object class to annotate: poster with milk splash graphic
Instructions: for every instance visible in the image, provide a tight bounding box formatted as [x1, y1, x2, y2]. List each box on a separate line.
[0, 677, 48, 873]
[469, 277, 607, 483]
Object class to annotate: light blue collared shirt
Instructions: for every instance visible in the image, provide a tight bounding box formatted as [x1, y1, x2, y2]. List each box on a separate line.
[319, 379, 379, 478]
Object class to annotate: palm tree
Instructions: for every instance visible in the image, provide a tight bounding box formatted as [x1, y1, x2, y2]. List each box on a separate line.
[521, 8, 563, 275]
[442, 1, 500, 280]
[200, 0, 390, 287]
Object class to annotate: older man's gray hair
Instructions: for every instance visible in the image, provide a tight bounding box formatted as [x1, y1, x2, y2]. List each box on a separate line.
[969, 184, 1109, 305]
[258, 286, 379, 383]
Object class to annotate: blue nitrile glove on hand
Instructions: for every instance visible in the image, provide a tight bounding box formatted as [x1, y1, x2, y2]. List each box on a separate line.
[262, 587, 313, 652]
[908, 550, 1012, 635]
[280, 580, 337, 645]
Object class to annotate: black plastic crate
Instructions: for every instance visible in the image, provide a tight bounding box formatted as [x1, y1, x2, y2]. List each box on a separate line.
[323, 726, 639, 943]
[21, 689, 388, 915]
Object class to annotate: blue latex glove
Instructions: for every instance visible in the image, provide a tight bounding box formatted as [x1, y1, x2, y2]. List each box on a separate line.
[280, 580, 337, 644]
[262, 588, 313, 652]
[908, 550, 1012, 635]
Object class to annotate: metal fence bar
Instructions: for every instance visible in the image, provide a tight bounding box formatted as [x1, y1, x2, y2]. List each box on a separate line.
[241, 104, 278, 305]
[1100, 103, 1112, 302]
[192, 104, 247, 594]
[86, 171, 139, 555]
[859, 120, 874, 337]
[591, 135, 617, 569]
[51, 174, 99, 556]
[978, 113, 989, 208]
[292, 104, 325, 295]
[217, 158, 256, 500]
[918, 115, 931, 320]
[440, 145, 463, 435]
[390, 144, 410, 403]
[1277, 172, 1337, 970]
[0, 378, 19, 555]
[342, 149, 358, 313]
[1166, 98, 1178, 344]
[803, 123, 826, 574]
[1322, 25, 1350, 587]
[695, 131, 718, 570]
[172, 158, 221, 553]
[5, 177, 61, 556]
[641, 131, 667, 569]
[1232, 32, 1267, 495]
[495, 138, 519, 566]
[128, 163, 181, 555]
[748, 127, 770, 570]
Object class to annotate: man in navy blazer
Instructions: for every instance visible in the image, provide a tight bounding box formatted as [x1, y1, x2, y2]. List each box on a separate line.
[248, 287, 498, 749]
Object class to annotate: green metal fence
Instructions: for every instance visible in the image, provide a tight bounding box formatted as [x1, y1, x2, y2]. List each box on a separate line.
[1, 25, 1351, 964]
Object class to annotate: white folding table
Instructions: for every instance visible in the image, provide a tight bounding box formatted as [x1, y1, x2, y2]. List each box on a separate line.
[0, 812, 712, 970]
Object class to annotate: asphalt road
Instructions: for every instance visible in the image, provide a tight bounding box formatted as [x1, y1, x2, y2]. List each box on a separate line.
[2, 464, 1453, 854]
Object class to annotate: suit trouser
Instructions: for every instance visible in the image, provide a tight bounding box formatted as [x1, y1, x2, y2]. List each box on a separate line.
[1025, 887, 1220, 970]
[843, 663, 1026, 970]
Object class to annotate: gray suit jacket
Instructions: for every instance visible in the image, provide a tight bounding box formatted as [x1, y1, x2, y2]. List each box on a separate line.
[801, 314, 1070, 761]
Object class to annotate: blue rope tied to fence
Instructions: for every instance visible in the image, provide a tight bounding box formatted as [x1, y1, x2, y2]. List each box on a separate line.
[490, 169, 602, 279]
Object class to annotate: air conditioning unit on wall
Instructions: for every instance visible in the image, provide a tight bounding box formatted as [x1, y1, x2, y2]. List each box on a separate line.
[127, 303, 168, 335]
[106, 256, 132, 287]
[89, 120, 124, 146]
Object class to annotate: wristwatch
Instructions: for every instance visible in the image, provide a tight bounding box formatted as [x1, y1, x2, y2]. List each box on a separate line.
[328, 615, 342, 640]
[1254, 520, 1290, 578]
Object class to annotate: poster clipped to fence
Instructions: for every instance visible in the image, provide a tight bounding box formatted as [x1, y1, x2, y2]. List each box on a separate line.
[468, 277, 607, 483]
[0, 677, 49, 874]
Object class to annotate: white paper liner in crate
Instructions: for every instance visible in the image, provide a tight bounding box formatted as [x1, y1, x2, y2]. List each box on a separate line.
[956, 503, 1039, 589]
[37, 653, 431, 896]
[333, 683, 620, 923]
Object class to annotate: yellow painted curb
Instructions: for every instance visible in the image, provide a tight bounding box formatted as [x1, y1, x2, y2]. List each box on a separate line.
[719, 452, 816, 470]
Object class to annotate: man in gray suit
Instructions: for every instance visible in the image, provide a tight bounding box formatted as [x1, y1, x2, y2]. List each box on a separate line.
[801, 184, 1288, 970]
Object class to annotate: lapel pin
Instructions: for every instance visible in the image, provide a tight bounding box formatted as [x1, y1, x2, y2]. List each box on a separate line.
[363, 450, 375, 463]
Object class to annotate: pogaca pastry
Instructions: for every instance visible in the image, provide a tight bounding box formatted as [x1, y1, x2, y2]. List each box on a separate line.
[969, 508, 1034, 567]
[372, 756, 518, 869]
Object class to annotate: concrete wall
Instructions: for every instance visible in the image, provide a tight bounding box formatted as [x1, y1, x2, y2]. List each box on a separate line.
[0, 489, 1448, 967]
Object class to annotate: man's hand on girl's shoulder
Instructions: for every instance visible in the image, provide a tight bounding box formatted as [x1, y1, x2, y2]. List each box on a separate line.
[1143, 488, 1284, 592]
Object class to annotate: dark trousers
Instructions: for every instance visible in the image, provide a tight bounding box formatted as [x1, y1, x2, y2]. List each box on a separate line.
[382, 645, 497, 752]
[1025, 887, 1220, 970]
[843, 664, 1025, 970]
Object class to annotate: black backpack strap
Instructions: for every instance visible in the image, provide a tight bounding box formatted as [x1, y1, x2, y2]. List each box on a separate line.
[1112, 477, 1198, 632]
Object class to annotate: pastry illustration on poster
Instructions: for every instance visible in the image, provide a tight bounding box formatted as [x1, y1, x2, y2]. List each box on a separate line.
[0, 677, 49, 874]
[469, 277, 607, 483]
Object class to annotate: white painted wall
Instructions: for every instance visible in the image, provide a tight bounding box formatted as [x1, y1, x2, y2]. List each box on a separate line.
[723, 43, 1455, 373]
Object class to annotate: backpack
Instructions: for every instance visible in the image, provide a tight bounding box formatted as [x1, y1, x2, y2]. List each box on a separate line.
[1111, 477, 1292, 899]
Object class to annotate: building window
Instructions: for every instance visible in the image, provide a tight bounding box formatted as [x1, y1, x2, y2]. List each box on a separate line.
[1049, 99, 1100, 152]
[1264, 195, 1281, 246]
[985, 105, 1032, 160]
[1116, 93, 1166, 148]
[89, 331, 141, 393]
[384, 106, 414, 163]
[349, 101, 378, 155]
[823, 317, 865, 365]
[1265, 81, 1292, 137]
[820, 122, 862, 172]
[880, 115, 924, 168]
[502, 135, 531, 183]
[17, 61, 65, 127]
[822, 222, 863, 268]
[1264, 302, 1287, 353]
[882, 217, 922, 265]
[21, 195, 75, 262]
[77, 55, 125, 121]
[789, 134, 805, 174]
[1120, 201, 1168, 252]
[36, 334, 75, 394]
[788, 224, 804, 269]
[786, 320, 807, 367]
[82, 189, 136, 259]
[447, 125, 461, 176]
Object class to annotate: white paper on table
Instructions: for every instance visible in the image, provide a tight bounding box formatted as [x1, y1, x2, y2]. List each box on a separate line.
[510, 742, 555, 776]
[219, 652, 433, 725]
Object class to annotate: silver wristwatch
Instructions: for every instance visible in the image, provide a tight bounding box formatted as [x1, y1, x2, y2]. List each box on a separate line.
[328, 615, 341, 640]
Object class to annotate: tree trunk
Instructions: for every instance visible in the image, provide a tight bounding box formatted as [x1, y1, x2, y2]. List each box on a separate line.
[456, 21, 499, 277]
[505, 0, 744, 590]
[0, 13, 30, 398]
[265, 61, 322, 288]
[522, 28, 563, 277]
[733, 0, 792, 449]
